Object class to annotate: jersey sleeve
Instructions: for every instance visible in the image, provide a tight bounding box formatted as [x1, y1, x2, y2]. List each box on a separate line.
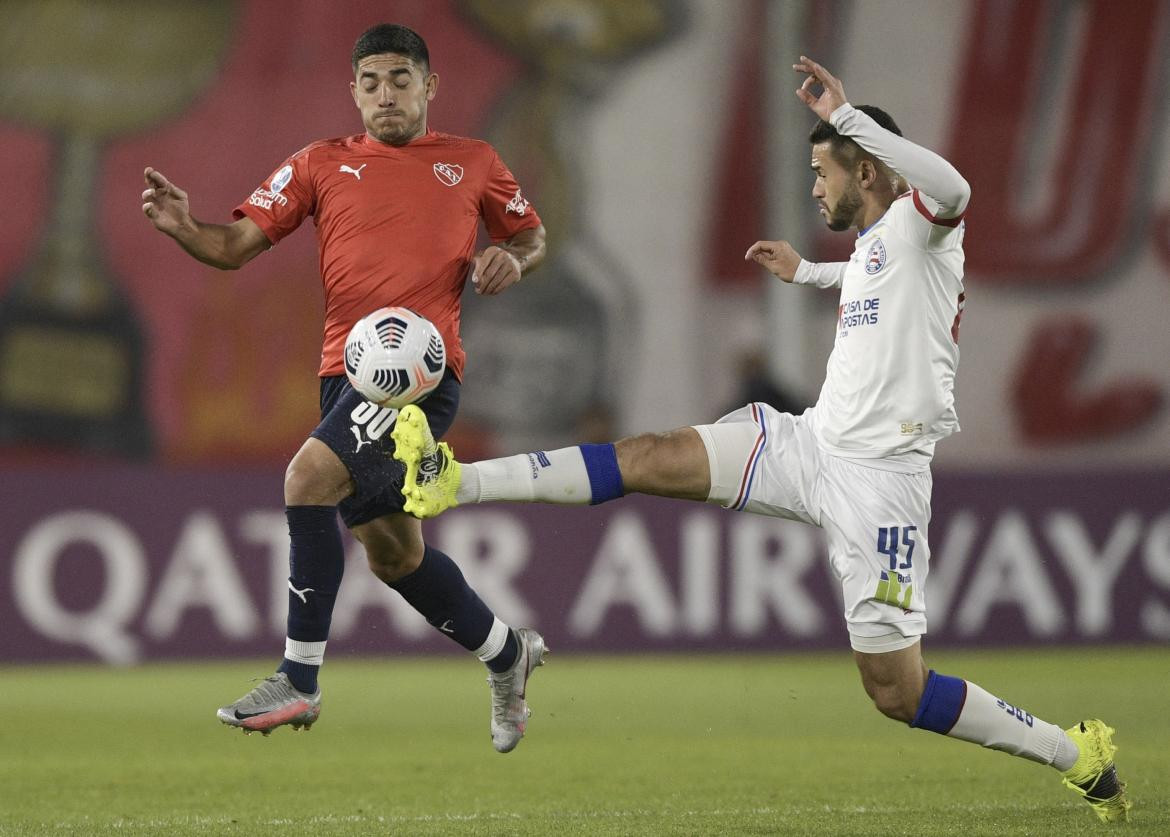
[830, 103, 970, 224]
[793, 259, 847, 289]
[231, 148, 316, 245]
[479, 149, 542, 242]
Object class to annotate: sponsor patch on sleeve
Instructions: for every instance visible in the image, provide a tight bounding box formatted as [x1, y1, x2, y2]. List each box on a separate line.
[505, 188, 530, 216]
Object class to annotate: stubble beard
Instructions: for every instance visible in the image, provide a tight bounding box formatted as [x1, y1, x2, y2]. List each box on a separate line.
[370, 114, 424, 147]
[825, 184, 863, 232]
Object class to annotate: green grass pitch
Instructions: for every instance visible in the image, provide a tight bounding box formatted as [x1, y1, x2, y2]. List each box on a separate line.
[1, 647, 1166, 835]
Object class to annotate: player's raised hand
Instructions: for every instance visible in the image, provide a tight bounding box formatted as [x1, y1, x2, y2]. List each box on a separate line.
[793, 56, 847, 121]
[745, 239, 802, 283]
[471, 245, 523, 296]
[141, 167, 192, 236]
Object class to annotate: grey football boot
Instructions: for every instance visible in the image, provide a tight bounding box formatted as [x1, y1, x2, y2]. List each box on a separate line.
[216, 673, 321, 735]
[488, 628, 548, 753]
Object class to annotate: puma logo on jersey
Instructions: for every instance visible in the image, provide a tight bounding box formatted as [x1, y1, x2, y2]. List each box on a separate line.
[340, 163, 367, 180]
[288, 581, 315, 603]
[351, 425, 373, 452]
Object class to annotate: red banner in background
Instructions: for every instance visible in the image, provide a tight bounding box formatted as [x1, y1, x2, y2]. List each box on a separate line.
[0, 0, 520, 464]
[2, 0, 1169, 472]
[4, 468, 1168, 664]
[950, 0, 1166, 284]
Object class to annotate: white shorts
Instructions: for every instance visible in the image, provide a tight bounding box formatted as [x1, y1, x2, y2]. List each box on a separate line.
[694, 404, 932, 652]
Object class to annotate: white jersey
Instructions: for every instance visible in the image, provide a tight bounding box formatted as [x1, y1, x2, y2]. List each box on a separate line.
[795, 104, 969, 463]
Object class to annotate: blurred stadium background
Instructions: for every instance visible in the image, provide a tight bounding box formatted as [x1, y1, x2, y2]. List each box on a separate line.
[1, 0, 1168, 833]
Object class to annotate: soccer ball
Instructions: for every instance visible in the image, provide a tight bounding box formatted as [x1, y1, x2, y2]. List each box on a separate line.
[344, 307, 446, 408]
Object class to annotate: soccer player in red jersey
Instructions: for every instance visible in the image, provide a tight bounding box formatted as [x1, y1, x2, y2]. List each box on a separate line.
[142, 24, 548, 753]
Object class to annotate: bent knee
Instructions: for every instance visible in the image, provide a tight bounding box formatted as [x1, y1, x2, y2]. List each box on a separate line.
[356, 522, 424, 582]
[284, 439, 352, 506]
[855, 645, 928, 726]
[365, 549, 422, 583]
[869, 690, 919, 724]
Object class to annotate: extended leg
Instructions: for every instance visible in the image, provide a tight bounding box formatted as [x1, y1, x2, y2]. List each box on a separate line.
[614, 428, 711, 500]
[391, 404, 720, 517]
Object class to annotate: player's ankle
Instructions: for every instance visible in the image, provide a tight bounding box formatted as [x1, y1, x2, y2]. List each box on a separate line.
[455, 462, 480, 504]
[278, 658, 319, 694]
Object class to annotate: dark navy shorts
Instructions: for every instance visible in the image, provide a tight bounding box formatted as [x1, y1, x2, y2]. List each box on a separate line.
[310, 368, 460, 528]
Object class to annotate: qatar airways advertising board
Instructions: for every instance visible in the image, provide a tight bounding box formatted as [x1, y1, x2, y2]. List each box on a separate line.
[3, 468, 1168, 664]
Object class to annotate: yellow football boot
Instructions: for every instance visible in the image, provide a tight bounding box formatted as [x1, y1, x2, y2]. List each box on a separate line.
[1061, 720, 1131, 823]
[391, 404, 461, 519]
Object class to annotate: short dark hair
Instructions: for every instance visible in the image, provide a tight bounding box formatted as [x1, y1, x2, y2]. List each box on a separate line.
[352, 24, 429, 72]
[809, 105, 901, 165]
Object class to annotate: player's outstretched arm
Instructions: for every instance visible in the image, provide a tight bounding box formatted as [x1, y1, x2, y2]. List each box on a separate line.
[745, 239, 802, 282]
[792, 56, 970, 219]
[141, 167, 270, 270]
[745, 239, 846, 289]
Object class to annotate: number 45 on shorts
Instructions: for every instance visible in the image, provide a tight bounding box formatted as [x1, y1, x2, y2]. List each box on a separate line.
[874, 525, 917, 610]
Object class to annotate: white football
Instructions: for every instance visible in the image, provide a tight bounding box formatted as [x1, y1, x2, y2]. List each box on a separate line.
[343, 307, 446, 408]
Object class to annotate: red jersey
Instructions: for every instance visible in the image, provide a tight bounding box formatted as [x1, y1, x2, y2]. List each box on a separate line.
[232, 130, 541, 379]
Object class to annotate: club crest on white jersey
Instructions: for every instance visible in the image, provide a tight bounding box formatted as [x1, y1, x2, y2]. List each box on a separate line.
[865, 239, 887, 274]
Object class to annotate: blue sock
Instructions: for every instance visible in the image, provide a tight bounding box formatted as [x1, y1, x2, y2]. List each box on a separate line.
[389, 545, 519, 672]
[580, 443, 625, 504]
[276, 505, 344, 694]
[909, 670, 968, 734]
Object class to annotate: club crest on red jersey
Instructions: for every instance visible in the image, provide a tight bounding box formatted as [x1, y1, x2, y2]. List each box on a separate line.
[433, 162, 464, 186]
[865, 239, 887, 274]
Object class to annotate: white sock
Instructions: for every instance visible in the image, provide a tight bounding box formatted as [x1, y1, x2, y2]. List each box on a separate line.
[284, 637, 326, 666]
[472, 617, 510, 662]
[1053, 732, 1080, 772]
[456, 448, 593, 505]
[949, 681, 1075, 768]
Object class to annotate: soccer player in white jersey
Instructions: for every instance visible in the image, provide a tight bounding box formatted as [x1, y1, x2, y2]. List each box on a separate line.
[392, 56, 1130, 822]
